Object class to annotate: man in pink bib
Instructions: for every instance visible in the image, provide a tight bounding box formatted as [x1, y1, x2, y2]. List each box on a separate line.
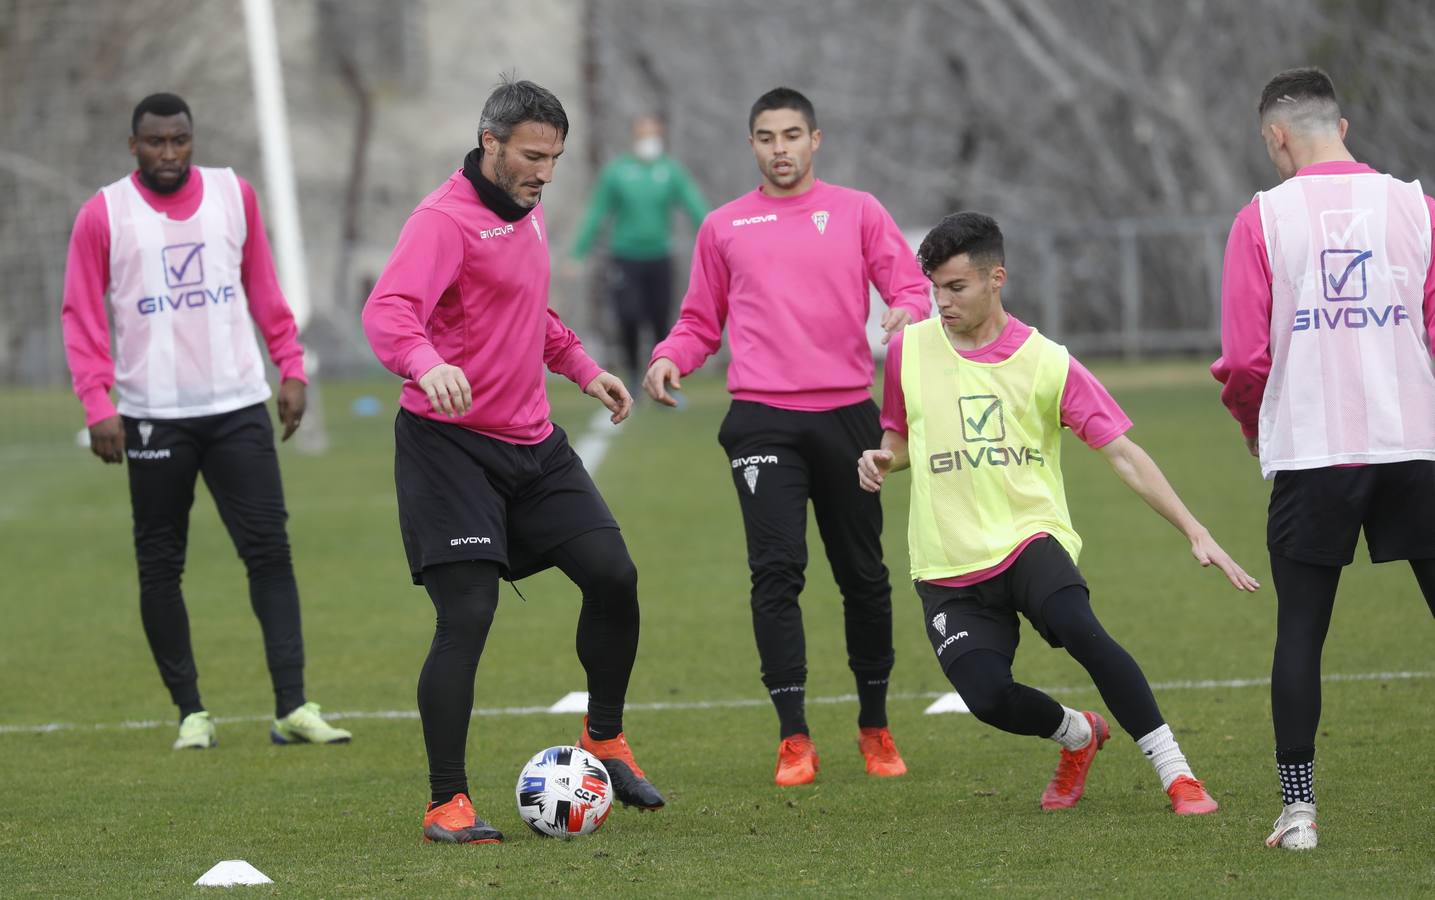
[1213, 67, 1435, 850]
[644, 88, 931, 785]
[61, 93, 350, 751]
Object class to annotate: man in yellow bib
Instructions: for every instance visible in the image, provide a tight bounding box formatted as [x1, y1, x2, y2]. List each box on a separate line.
[859, 212, 1259, 813]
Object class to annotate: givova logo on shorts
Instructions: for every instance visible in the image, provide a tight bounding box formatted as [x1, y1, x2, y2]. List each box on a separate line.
[731, 455, 778, 495]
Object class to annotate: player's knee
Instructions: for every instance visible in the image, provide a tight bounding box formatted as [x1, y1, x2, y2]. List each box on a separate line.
[750, 558, 805, 599]
[584, 556, 639, 617]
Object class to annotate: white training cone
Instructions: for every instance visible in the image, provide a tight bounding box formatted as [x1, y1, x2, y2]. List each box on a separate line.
[547, 690, 590, 714]
[923, 691, 971, 715]
[194, 860, 273, 886]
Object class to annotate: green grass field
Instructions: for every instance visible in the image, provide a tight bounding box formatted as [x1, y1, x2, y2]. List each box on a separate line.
[2, 364, 1432, 897]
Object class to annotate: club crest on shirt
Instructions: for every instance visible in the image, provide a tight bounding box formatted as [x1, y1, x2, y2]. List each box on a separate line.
[812, 210, 829, 234]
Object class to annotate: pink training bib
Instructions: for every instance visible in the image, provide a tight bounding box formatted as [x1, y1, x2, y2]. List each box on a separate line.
[1257, 171, 1435, 477]
[102, 166, 270, 419]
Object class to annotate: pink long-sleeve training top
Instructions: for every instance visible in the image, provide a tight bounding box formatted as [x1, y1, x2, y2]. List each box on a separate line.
[361, 169, 602, 445]
[61, 170, 306, 426]
[1211, 160, 1435, 438]
[650, 179, 932, 411]
[880, 314, 1132, 587]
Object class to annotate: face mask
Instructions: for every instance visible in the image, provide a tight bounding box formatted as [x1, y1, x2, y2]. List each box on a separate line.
[633, 136, 663, 161]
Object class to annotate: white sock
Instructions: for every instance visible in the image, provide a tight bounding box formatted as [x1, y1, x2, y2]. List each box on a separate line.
[1137, 724, 1194, 790]
[1049, 706, 1092, 751]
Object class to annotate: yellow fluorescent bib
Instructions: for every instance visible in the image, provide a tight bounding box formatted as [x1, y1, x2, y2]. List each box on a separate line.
[901, 318, 1082, 580]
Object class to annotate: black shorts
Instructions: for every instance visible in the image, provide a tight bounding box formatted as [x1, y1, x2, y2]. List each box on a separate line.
[914, 537, 1087, 667]
[1268, 461, 1435, 566]
[393, 410, 618, 583]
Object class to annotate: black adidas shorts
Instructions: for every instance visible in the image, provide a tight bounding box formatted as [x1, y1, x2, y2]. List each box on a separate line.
[393, 409, 618, 583]
[1267, 461, 1435, 566]
[914, 537, 1087, 668]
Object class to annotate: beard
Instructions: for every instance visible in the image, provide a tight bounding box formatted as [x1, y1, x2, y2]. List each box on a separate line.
[138, 163, 190, 195]
[492, 147, 539, 209]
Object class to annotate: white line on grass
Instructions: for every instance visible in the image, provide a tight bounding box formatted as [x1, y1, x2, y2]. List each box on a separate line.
[571, 407, 622, 473]
[2, 669, 1429, 737]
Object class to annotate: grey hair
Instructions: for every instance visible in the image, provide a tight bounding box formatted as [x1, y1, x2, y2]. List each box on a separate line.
[477, 74, 569, 143]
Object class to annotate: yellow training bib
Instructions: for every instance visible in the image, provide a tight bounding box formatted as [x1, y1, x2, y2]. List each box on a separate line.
[900, 318, 1082, 580]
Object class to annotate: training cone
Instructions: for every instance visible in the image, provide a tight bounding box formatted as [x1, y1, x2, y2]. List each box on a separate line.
[194, 860, 273, 886]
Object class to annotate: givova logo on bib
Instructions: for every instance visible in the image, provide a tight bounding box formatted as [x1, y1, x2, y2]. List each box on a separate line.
[1294, 207, 1412, 332]
[139, 243, 238, 316]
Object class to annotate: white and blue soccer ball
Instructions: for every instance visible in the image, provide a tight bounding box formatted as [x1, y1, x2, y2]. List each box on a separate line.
[515, 745, 613, 838]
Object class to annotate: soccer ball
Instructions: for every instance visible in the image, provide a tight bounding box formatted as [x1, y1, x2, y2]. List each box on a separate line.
[515, 745, 613, 838]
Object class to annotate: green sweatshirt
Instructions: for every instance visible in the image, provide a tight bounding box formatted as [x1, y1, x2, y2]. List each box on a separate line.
[570, 154, 708, 261]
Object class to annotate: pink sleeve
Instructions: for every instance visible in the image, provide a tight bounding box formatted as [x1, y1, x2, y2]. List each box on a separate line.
[238, 178, 306, 383]
[1424, 195, 1435, 350]
[361, 208, 464, 381]
[650, 217, 728, 374]
[862, 193, 931, 321]
[544, 307, 603, 388]
[1209, 201, 1271, 440]
[60, 194, 119, 426]
[879, 331, 908, 436]
[1061, 355, 1132, 449]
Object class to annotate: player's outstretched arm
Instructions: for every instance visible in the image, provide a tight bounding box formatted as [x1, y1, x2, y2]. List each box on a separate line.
[858, 430, 910, 492]
[1097, 435, 1261, 592]
[584, 371, 633, 424]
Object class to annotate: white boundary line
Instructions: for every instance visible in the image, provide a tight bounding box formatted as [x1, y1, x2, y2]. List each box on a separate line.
[2, 670, 1428, 737]
[571, 407, 622, 473]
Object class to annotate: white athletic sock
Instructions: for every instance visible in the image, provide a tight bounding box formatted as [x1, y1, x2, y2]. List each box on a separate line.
[1137, 724, 1194, 790]
[1049, 706, 1092, 751]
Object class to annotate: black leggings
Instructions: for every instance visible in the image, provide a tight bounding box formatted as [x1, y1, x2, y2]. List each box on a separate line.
[943, 586, 1164, 741]
[1270, 553, 1435, 755]
[418, 529, 640, 802]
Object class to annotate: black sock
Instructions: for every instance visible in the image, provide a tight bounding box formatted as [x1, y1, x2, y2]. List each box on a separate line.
[855, 673, 889, 729]
[274, 678, 305, 720]
[586, 718, 621, 742]
[419, 561, 501, 808]
[545, 531, 640, 745]
[769, 683, 808, 738]
[429, 790, 461, 808]
[1276, 748, 1316, 805]
[178, 703, 205, 721]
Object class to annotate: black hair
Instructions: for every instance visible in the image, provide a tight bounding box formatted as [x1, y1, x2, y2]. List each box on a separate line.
[478, 74, 569, 142]
[917, 212, 1005, 275]
[748, 87, 816, 134]
[1258, 67, 1338, 119]
[131, 93, 192, 134]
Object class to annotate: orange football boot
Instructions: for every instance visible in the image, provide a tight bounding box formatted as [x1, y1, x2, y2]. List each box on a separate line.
[1040, 711, 1109, 810]
[578, 717, 665, 810]
[857, 726, 908, 777]
[775, 733, 820, 786]
[422, 793, 503, 844]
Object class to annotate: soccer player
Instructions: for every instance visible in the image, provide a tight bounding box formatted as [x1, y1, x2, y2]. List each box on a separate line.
[644, 87, 930, 785]
[60, 93, 351, 750]
[860, 212, 1258, 814]
[568, 114, 708, 385]
[362, 77, 663, 845]
[1212, 67, 1435, 850]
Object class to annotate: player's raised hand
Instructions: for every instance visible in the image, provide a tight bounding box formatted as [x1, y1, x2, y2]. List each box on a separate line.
[879, 308, 913, 344]
[89, 415, 125, 464]
[418, 363, 472, 417]
[276, 377, 306, 441]
[858, 449, 895, 492]
[585, 371, 633, 424]
[643, 357, 682, 407]
[1190, 529, 1261, 592]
